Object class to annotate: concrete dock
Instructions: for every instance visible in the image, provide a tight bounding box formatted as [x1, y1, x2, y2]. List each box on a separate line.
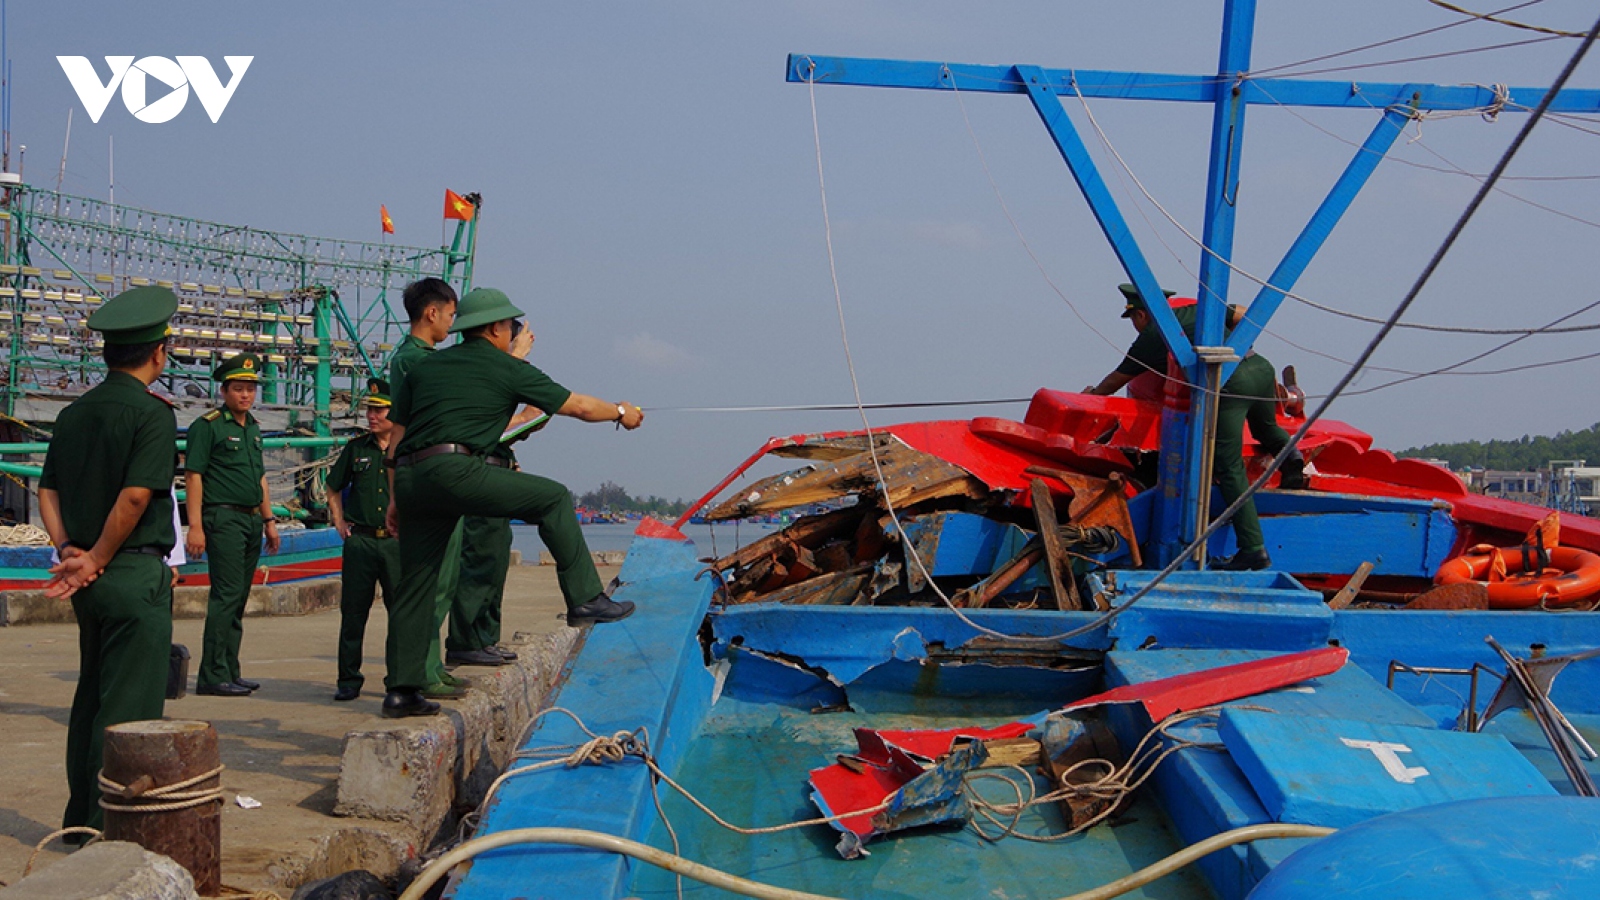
[0, 562, 607, 895]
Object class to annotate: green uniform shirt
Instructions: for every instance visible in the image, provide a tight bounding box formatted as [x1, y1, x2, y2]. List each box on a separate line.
[40, 371, 178, 552]
[184, 409, 265, 506]
[327, 432, 391, 528]
[391, 338, 572, 457]
[387, 333, 433, 398]
[1117, 305, 1229, 378]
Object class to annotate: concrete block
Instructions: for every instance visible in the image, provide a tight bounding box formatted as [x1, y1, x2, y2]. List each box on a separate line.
[2, 589, 73, 626]
[266, 825, 418, 891]
[332, 628, 580, 838]
[3, 840, 198, 899]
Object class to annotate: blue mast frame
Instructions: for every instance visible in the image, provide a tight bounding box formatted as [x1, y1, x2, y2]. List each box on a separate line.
[789, 1, 1600, 565]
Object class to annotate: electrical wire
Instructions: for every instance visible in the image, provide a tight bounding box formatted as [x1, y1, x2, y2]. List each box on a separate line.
[1260, 33, 1566, 80]
[1427, 0, 1588, 37]
[1248, 1, 1551, 76]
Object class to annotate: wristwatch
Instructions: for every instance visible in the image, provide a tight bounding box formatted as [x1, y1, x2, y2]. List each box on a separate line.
[616, 403, 627, 421]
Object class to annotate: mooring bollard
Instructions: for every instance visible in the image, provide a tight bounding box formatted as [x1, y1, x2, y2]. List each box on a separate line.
[101, 719, 223, 895]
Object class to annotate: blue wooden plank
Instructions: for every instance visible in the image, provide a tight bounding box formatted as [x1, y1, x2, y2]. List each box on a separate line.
[1220, 708, 1555, 828]
[451, 536, 715, 900]
[1259, 507, 1456, 579]
[1110, 570, 1332, 651]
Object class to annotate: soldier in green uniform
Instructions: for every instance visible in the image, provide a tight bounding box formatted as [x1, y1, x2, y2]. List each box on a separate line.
[386, 277, 469, 698]
[326, 378, 402, 702]
[380, 287, 644, 718]
[38, 286, 180, 833]
[185, 353, 281, 696]
[1085, 284, 1306, 570]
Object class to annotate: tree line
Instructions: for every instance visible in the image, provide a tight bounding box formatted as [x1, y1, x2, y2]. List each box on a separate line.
[1399, 422, 1600, 471]
[574, 481, 690, 517]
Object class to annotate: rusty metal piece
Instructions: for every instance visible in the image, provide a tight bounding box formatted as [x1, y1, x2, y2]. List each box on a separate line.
[1405, 582, 1490, 610]
[102, 720, 222, 896]
[1025, 465, 1141, 567]
[1327, 561, 1377, 610]
[956, 540, 1045, 609]
[120, 774, 156, 799]
[1031, 478, 1081, 611]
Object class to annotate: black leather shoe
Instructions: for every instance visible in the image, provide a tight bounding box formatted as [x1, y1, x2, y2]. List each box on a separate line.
[1217, 548, 1272, 571]
[1277, 455, 1310, 491]
[196, 681, 252, 697]
[381, 689, 441, 719]
[233, 678, 261, 691]
[445, 648, 509, 667]
[490, 645, 518, 661]
[567, 594, 636, 627]
[333, 686, 361, 702]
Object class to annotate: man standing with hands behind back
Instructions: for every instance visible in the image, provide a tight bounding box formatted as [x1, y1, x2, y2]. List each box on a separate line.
[185, 352, 281, 696]
[40, 285, 180, 835]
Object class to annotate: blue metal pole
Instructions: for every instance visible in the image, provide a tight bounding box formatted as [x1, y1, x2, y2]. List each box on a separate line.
[1015, 65, 1195, 369]
[1223, 104, 1414, 373]
[1168, 0, 1257, 563]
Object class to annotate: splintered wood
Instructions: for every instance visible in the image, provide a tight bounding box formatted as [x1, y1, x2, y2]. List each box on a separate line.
[704, 437, 986, 522]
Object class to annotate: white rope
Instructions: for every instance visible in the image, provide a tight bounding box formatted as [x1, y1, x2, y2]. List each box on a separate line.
[0, 523, 51, 546]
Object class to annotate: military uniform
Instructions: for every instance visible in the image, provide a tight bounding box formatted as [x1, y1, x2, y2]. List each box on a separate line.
[453, 512, 513, 655]
[42, 286, 179, 831]
[387, 333, 464, 691]
[1115, 288, 1299, 558]
[328, 380, 402, 696]
[187, 354, 268, 690]
[387, 291, 602, 693]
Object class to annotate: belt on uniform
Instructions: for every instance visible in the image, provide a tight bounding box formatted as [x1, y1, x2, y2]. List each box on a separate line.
[393, 443, 512, 469]
[206, 503, 262, 515]
[347, 524, 392, 539]
[120, 545, 169, 558]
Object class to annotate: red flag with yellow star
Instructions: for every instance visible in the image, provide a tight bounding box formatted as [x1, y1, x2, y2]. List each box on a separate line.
[380, 204, 395, 234]
[444, 189, 475, 221]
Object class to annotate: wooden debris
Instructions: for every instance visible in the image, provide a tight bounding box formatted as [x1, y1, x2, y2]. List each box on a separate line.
[730, 564, 874, 606]
[704, 438, 986, 522]
[977, 737, 1043, 769]
[713, 506, 866, 571]
[1031, 477, 1082, 611]
[1026, 465, 1141, 567]
[956, 539, 1045, 609]
[1327, 561, 1376, 610]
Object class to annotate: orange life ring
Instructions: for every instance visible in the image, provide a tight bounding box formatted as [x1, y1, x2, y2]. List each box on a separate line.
[1434, 543, 1600, 609]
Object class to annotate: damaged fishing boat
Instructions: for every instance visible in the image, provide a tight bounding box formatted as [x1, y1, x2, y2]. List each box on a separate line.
[420, 4, 1600, 898]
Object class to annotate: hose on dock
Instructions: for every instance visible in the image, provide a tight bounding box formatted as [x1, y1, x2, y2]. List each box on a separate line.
[396, 822, 1335, 900]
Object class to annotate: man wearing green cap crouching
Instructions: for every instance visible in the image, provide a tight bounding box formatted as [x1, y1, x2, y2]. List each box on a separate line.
[185, 352, 281, 696]
[379, 287, 644, 718]
[39, 285, 180, 833]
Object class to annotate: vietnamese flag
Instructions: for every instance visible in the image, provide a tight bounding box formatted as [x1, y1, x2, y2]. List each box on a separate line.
[380, 204, 395, 234]
[444, 189, 475, 221]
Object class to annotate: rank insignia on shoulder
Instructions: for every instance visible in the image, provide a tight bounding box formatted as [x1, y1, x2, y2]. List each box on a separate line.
[202, 409, 223, 421]
[147, 390, 176, 408]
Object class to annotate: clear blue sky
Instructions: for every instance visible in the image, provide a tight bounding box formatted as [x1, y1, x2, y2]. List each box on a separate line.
[17, 1, 1600, 501]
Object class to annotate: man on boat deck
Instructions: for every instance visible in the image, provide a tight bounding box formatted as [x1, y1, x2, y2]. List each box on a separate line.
[1084, 283, 1306, 571]
[39, 285, 179, 834]
[387, 276, 468, 701]
[185, 352, 281, 695]
[380, 287, 644, 718]
[326, 378, 403, 702]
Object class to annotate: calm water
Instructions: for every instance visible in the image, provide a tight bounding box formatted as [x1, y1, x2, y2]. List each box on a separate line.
[510, 520, 779, 560]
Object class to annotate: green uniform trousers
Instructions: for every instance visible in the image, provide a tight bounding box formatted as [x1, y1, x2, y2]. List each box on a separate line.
[337, 533, 402, 691]
[64, 553, 171, 831]
[450, 515, 512, 652]
[389, 455, 600, 690]
[197, 505, 263, 687]
[419, 523, 463, 688]
[1215, 353, 1291, 555]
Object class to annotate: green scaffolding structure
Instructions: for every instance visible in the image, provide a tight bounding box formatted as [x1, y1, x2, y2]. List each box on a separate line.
[0, 182, 477, 436]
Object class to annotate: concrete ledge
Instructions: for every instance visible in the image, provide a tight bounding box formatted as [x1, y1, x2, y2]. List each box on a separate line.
[538, 550, 626, 567]
[4, 840, 197, 900]
[332, 627, 581, 839]
[2, 577, 344, 627]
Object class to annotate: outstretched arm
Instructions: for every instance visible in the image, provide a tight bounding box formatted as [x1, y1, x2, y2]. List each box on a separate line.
[558, 393, 643, 430]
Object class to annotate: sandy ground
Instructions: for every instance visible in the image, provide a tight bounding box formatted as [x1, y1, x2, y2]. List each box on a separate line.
[0, 563, 606, 894]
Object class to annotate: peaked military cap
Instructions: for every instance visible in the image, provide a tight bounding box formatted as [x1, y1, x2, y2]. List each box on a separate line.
[448, 287, 525, 333]
[214, 353, 263, 382]
[87, 285, 178, 344]
[365, 377, 391, 408]
[1118, 283, 1177, 318]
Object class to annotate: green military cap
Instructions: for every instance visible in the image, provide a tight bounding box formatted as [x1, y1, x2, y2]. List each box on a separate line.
[448, 287, 525, 333]
[213, 352, 263, 383]
[86, 285, 178, 344]
[1118, 282, 1176, 318]
[365, 377, 391, 408]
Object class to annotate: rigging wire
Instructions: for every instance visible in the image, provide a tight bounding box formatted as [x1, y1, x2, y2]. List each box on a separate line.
[1257, 33, 1566, 80]
[1426, 0, 1588, 37]
[1249, 0, 1551, 76]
